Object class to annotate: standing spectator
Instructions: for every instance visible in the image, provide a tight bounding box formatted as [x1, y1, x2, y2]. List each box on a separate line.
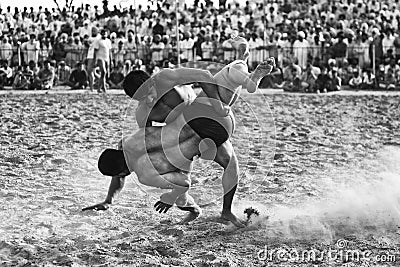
[79, 20, 92, 37]
[113, 40, 126, 66]
[370, 28, 383, 66]
[152, 18, 164, 36]
[276, 32, 291, 67]
[0, 37, 13, 65]
[86, 26, 100, 91]
[124, 31, 136, 62]
[382, 28, 395, 55]
[93, 29, 112, 93]
[162, 35, 173, 62]
[212, 32, 224, 62]
[71, 36, 85, 66]
[181, 31, 194, 62]
[222, 35, 234, 63]
[150, 34, 165, 65]
[331, 32, 348, 67]
[393, 28, 400, 60]
[356, 33, 371, 70]
[39, 37, 52, 64]
[201, 35, 213, 61]
[52, 34, 68, 63]
[248, 33, 263, 69]
[67, 62, 88, 89]
[293, 31, 309, 70]
[22, 34, 40, 64]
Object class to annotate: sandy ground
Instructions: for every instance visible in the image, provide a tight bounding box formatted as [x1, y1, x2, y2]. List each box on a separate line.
[1, 90, 400, 266]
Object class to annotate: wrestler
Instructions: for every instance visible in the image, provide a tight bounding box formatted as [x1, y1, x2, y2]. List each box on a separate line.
[85, 37, 274, 226]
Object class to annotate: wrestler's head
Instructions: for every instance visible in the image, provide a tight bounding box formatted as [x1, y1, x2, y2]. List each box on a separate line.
[123, 70, 151, 100]
[98, 149, 130, 176]
[229, 36, 250, 61]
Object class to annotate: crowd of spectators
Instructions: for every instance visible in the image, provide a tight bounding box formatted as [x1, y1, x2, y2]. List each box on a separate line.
[1, 0, 400, 92]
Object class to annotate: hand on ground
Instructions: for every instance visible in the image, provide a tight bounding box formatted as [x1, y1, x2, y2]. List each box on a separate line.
[82, 202, 110, 211]
[154, 201, 173, 213]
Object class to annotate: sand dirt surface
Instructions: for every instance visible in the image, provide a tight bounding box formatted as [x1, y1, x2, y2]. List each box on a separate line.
[1, 92, 400, 266]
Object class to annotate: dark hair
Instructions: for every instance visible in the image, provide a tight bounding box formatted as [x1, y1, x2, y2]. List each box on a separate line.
[98, 149, 128, 176]
[122, 70, 151, 98]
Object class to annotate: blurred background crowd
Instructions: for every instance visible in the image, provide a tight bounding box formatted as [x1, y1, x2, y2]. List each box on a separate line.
[1, 0, 400, 92]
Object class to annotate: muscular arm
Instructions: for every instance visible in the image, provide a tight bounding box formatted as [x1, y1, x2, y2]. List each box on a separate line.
[104, 175, 126, 204]
[154, 68, 215, 90]
[155, 68, 229, 115]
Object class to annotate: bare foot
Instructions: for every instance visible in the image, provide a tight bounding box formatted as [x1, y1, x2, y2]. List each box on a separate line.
[177, 206, 202, 224]
[221, 211, 245, 228]
[250, 57, 276, 83]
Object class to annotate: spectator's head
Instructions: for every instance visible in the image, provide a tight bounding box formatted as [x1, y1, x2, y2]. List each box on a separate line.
[76, 62, 84, 70]
[74, 36, 81, 44]
[29, 34, 36, 42]
[2, 36, 8, 44]
[59, 61, 66, 68]
[83, 20, 90, 28]
[91, 26, 99, 37]
[110, 32, 117, 42]
[28, 60, 36, 69]
[127, 31, 134, 41]
[43, 60, 51, 69]
[297, 31, 305, 41]
[100, 29, 108, 39]
[122, 70, 151, 99]
[118, 40, 124, 49]
[153, 34, 161, 43]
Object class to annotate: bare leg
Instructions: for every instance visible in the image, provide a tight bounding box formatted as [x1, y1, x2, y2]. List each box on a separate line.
[213, 141, 245, 227]
[176, 194, 202, 224]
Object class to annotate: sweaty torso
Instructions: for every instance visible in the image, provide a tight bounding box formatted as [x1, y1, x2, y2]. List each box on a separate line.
[137, 84, 196, 126]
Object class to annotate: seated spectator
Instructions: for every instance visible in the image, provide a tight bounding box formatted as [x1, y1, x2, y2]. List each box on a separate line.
[12, 66, 30, 90]
[67, 62, 88, 89]
[33, 60, 55, 90]
[0, 60, 13, 88]
[56, 61, 71, 85]
[300, 62, 321, 93]
[383, 49, 396, 66]
[377, 59, 400, 90]
[349, 71, 363, 89]
[108, 64, 124, 89]
[315, 66, 330, 93]
[278, 59, 302, 92]
[261, 64, 283, 89]
[361, 69, 376, 89]
[328, 67, 342, 92]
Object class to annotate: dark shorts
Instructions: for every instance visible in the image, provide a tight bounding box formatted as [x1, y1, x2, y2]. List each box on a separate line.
[183, 102, 234, 147]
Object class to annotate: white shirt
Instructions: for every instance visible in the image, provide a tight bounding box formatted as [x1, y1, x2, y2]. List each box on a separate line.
[94, 38, 112, 62]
